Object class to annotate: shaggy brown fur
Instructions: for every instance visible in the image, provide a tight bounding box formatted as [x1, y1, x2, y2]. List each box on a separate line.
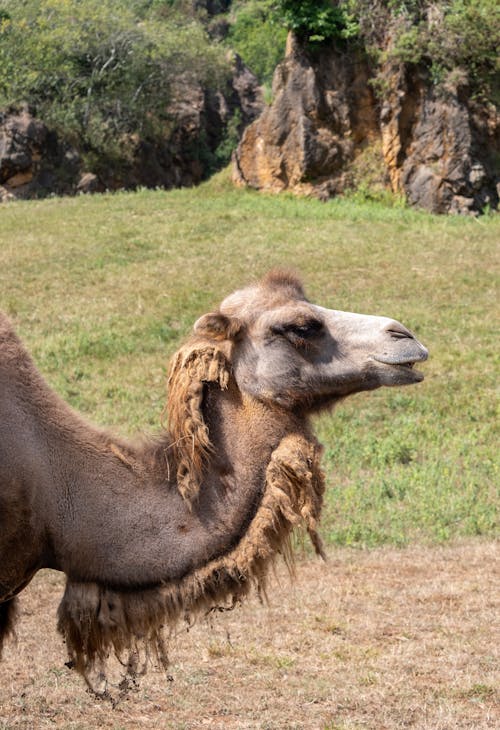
[0, 270, 427, 695]
[57, 434, 325, 691]
[166, 343, 232, 505]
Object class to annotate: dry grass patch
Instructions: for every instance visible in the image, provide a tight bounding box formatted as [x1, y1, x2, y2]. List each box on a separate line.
[0, 540, 498, 729]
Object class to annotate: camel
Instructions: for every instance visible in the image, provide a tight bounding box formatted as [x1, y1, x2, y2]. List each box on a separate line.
[0, 270, 427, 694]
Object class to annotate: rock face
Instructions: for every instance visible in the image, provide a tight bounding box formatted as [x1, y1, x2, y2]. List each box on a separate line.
[0, 108, 80, 201]
[97, 54, 263, 193]
[233, 35, 379, 199]
[380, 65, 499, 214]
[0, 56, 263, 201]
[233, 35, 499, 214]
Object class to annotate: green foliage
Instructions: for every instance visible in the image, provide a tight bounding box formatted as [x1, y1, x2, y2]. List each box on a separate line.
[230, 0, 498, 97]
[227, 0, 287, 84]
[275, 0, 359, 44]
[344, 140, 406, 207]
[387, 0, 425, 17]
[394, 1, 498, 70]
[0, 0, 229, 165]
[391, 25, 422, 65]
[226, 0, 360, 82]
[187, 108, 242, 178]
[425, 0, 500, 94]
[347, 0, 499, 97]
[213, 108, 242, 167]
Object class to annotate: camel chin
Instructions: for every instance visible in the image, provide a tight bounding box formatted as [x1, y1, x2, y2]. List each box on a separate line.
[377, 362, 426, 386]
[0, 268, 427, 696]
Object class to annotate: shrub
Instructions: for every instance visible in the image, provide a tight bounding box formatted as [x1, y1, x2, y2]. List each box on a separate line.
[227, 0, 287, 84]
[0, 0, 230, 164]
[346, 0, 499, 98]
[275, 0, 358, 44]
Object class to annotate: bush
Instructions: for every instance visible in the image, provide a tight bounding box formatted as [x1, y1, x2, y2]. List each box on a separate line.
[0, 0, 230, 164]
[346, 0, 499, 98]
[227, 0, 287, 85]
[424, 0, 499, 93]
[275, 0, 358, 44]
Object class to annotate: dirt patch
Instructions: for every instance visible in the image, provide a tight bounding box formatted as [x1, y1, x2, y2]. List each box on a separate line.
[0, 540, 498, 729]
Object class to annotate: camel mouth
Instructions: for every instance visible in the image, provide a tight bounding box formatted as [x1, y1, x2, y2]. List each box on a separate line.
[388, 361, 425, 382]
[372, 354, 427, 383]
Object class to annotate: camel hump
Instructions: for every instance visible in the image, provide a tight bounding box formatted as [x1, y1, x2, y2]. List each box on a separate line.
[0, 311, 16, 339]
[0, 313, 29, 368]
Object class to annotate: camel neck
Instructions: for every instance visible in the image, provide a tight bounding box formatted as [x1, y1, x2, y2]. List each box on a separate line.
[38, 379, 311, 590]
[202, 380, 307, 481]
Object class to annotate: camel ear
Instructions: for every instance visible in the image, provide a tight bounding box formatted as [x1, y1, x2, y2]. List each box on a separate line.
[166, 341, 231, 507]
[194, 312, 242, 341]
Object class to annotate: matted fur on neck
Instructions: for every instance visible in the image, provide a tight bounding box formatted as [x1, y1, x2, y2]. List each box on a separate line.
[165, 341, 231, 505]
[57, 433, 325, 694]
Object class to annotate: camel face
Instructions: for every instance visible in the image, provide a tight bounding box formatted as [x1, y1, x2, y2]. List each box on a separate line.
[216, 273, 428, 410]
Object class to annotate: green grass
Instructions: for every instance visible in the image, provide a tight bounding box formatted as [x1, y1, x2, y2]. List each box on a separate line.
[0, 171, 498, 546]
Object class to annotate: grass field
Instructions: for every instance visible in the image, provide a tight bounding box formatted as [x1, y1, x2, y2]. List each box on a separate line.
[0, 178, 498, 728]
[1, 173, 498, 546]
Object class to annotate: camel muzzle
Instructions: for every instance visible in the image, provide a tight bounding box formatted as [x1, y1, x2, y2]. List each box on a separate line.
[372, 324, 428, 383]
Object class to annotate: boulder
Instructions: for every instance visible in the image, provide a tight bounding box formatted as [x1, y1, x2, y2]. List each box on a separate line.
[76, 172, 104, 195]
[0, 107, 81, 201]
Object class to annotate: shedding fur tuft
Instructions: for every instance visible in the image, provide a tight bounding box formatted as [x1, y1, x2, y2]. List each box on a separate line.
[57, 433, 325, 694]
[261, 269, 306, 299]
[165, 343, 231, 505]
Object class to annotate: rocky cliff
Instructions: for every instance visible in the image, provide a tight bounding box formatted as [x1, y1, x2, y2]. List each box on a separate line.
[0, 55, 262, 202]
[233, 34, 499, 215]
[0, 109, 81, 201]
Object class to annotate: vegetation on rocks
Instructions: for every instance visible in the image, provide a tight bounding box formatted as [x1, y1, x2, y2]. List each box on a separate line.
[229, 0, 499, 100]
[353, 0, 500, 99]
[0, 1, 498, 202]
[273, 0, 358, 44]
[226, 0, 287, 85]
[0, 0, 229, 166]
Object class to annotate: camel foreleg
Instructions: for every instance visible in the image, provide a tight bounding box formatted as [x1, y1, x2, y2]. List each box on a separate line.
[0, 598, 18, 658]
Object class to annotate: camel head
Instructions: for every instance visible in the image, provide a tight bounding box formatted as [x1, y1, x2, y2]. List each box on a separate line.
[193, 270, 428, 412]
[167, 269, 427, 503]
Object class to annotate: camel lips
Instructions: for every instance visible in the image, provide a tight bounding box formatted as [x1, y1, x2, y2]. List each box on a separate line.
[389, 360, 417, 370]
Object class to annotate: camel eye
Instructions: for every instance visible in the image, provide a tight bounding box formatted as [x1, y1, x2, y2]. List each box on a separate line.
[271, 319, 323, 345]
[286, 320, 323, 337]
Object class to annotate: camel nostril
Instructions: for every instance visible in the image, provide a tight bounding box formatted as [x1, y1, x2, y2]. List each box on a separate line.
[386, 324, 415, 340]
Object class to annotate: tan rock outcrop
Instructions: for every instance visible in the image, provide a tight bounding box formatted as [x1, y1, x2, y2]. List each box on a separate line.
[233, 34, 378, 200]
[233, 34, 499, 214]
